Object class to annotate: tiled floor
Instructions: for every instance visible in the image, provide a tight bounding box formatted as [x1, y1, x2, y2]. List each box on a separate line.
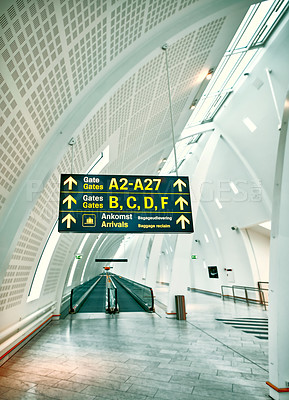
[0, 292, 270, 399]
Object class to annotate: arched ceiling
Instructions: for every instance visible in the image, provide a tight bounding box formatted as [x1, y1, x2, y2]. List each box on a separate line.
[0, 0, 257, 308]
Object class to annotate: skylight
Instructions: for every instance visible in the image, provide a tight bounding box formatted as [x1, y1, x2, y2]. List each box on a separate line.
[186, 0, 288, 127]
[81, 234, 102, 282]
[158, 0, 288, 176]
[259, 221, 272, 230]
[27, 147, 109, 301]
[27, 222, 60, 302]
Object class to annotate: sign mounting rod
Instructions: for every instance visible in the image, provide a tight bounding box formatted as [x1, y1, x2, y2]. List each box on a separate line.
[69, 138, 76, 173]
[162, 44, 179, 177]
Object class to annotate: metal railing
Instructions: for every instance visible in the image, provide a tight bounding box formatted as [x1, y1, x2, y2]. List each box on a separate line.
[258, 281, 269, 305]
[112, 274, 154, 312]
[106, 274, 118, 314]
[221, 282, 268, 310]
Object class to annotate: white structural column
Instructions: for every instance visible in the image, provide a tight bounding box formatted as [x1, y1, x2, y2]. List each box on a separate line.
[167, 234, 192, 314]
[125, 235, 144, 279]
[164, 132, 221, 313]
[145, 234, 164, 291]
[268, 90, 289, 399]
[189, 131, 221, 218]
[134, 235, 151, 283]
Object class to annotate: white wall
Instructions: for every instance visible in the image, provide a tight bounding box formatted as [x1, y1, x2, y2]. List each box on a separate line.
[244, 227, 270, 282]
[129, 15, 289, 305]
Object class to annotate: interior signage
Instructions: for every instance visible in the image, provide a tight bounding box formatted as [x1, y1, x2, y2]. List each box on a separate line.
[58, 174, 194, 233]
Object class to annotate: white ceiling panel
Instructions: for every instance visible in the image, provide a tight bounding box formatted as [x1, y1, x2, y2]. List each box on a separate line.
[0, 0, 256, 312]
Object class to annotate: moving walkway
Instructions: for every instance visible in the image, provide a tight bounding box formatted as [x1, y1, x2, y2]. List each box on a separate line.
[68, 273, 154, 314]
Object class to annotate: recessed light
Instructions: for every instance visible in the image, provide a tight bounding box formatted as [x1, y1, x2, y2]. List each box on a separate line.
[206, 68, 214, 80]
[215, 198, 223, 209]
[216, 228, 222, 238]
[190, 100, 197, 110]
[243, 117, 257, 132]
[229, 181, 239, 194]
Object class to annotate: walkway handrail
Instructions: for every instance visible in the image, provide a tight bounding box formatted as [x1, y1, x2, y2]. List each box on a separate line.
[221, 284, 267, 310]
[106, 274, 118, 314]
[69, 276, 101, 313]
[112, 274, 154, 312]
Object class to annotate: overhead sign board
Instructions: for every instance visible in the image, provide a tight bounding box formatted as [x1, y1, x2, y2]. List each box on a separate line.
[58, 174, 193, 234]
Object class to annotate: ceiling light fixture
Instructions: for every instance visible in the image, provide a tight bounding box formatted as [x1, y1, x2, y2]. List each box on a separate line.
[190, 100, 197, 110]
[206, 68, 214, 80]
[157, 156, 168, 174]
[188, 70, 214, 111]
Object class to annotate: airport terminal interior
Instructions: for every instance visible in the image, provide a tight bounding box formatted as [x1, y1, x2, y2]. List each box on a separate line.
[1, 0, 289, 399]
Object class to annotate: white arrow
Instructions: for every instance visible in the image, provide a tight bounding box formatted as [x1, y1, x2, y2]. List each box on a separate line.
[62, 214, 76, 229]
[173, 178, 186, 192]
[63, 195, 77, 209]
[175, 196, 188, 210]
[176, 215, 190, 229]
[64, 176, 77, 190]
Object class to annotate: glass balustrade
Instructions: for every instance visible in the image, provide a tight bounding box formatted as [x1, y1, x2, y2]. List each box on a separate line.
[112, 274, 154, 312]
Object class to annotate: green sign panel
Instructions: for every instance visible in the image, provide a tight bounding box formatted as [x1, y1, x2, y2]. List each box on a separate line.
[58, 174, 193, 234]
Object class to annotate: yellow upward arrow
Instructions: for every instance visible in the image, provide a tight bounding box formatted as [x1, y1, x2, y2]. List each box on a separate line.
[176, 215, 190, 229]
[63, 195, 77, 209]
[173, 178, 186, 192]
[175, 196, 188, 210]
[62, 214, 76, 229]
[64, 176, 77, 190]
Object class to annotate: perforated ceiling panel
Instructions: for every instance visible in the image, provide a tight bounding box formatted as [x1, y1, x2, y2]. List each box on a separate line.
[62, 0, 108, 95]
[82, 104, 107, 164]
[110, 0, 146, 60]
[112, 18, 225, 173]
[0, 0, 247, 314]
[0, 0, 67, 216]
[0, 211, 48, 311]
[43, 232, 77, 296]
[0, 0, 203, 215]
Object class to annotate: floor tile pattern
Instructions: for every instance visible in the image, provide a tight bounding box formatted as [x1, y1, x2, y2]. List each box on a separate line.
[0, 293, 270, 399]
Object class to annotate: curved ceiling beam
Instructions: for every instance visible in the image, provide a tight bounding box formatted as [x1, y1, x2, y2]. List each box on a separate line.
[0, 0, 254, 287]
